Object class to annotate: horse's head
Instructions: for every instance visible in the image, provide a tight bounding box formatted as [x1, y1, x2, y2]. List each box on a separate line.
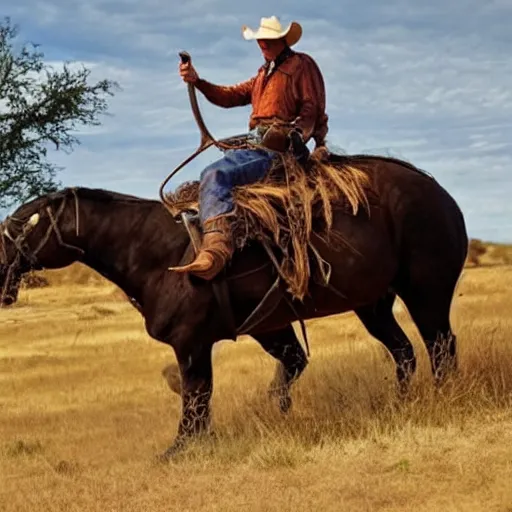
[0, 189, 84, 307]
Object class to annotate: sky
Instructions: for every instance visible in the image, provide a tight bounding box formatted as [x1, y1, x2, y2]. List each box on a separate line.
[2, 0, 512, 242]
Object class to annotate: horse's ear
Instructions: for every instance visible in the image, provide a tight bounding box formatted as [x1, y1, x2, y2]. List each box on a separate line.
[28, 213, 40, 227]
[22, 213, 40, 234]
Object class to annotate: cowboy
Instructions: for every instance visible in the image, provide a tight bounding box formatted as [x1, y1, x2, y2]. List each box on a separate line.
[171, 16, 329, 280]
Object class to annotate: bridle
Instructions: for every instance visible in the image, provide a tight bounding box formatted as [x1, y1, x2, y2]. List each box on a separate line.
[0, 189, 84, 305]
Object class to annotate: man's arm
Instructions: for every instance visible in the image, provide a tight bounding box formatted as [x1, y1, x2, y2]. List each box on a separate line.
[195, 77, 256, 108]
[293, 55, 327, 142]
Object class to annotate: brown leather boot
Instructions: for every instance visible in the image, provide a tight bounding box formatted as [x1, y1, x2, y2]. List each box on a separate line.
[169, 216, 233, 280]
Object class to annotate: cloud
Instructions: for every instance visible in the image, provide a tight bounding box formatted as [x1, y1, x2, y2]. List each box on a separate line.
[2, 0, 511, 242]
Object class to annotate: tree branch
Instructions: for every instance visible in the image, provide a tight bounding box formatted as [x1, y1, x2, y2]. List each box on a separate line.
[0, 16, 119, 208]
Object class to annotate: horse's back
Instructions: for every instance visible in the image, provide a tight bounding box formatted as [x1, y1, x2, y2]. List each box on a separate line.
[355, 155, 468, 276]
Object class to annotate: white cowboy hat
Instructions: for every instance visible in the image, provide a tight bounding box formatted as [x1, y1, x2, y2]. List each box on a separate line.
[242, 16, 302, 47]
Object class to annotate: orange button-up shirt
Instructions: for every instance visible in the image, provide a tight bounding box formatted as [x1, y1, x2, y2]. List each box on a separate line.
[195, 50, 329, 146]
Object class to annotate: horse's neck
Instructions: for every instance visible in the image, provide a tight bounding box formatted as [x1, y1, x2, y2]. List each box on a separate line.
[77, 198, 188, 302]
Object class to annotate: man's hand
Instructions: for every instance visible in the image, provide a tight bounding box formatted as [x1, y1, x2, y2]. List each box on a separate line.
[288, 128, 310, 163]
[261, 124, 290, 152]
[311, 145, 329, 163]
[179, 61, 199, 84]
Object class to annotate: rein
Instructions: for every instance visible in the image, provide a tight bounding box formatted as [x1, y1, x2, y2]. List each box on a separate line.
[0, 189, 84, 305]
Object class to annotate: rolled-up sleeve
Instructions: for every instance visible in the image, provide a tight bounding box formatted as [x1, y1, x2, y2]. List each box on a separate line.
[195, 77, 256, 108]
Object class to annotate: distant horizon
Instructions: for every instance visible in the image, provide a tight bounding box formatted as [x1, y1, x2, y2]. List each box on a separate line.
[2, 1, 511, 243]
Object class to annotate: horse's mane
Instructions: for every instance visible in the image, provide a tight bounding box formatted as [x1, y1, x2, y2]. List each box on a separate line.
[328, 152, 435, 180]
[70, 187, 160, 205]
[5, 187, 163, 230]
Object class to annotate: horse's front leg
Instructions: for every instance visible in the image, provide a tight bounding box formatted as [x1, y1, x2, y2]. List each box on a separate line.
[159, 344, 213, 461]
[253, 325, 308, 413]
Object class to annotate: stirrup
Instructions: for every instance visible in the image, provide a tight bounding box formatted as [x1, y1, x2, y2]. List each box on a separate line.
[179, 211, 202, 255]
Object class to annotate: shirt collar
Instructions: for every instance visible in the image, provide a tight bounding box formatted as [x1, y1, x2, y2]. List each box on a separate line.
[263, 46, 295, 76]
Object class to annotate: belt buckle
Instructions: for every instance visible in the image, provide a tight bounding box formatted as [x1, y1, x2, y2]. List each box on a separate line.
[249, 127, 266, 144]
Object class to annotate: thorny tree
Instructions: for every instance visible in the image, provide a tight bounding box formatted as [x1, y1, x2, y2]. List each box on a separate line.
[0, 17, 118, 208]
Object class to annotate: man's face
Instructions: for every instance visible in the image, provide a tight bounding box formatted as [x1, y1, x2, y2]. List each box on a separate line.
[257, 38, 286, 61]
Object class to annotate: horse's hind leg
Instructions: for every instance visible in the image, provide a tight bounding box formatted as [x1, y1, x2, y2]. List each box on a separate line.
[394, 191, 466, 385]
[252, 325, 308, 413]
[399, 284, 457, 385]
[355, 291, 416, 395]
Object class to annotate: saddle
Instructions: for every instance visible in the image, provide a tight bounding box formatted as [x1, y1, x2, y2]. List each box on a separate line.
[168, 148, 369, 290]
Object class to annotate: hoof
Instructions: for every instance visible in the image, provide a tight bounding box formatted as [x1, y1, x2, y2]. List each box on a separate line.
[279, 395, 292, 413]
[268, 384, 292, 413]
[396, 380, 411, 401]
[433, 366, 459, 390]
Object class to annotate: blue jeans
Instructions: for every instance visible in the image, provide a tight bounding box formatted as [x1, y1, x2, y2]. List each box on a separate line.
[199, 148, 276, 223]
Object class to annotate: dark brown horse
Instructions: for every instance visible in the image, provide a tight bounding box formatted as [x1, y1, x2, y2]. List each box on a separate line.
[0, 153, 468, 459]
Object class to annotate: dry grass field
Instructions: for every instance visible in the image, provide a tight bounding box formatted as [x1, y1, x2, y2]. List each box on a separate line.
[1, 262, 512, 511]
